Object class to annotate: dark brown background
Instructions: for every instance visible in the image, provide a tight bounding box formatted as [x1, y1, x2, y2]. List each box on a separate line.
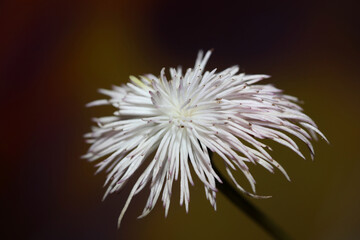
[1, 0, 359, 239]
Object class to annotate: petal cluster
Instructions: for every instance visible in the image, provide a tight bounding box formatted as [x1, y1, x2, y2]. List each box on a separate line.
[83, 50, 327, 226]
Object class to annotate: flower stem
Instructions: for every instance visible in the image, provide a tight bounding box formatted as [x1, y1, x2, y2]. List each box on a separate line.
[209, 151, 292, 240]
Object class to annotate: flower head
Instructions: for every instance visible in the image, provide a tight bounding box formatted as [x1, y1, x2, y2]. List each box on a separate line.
[83, 50, 327, 227]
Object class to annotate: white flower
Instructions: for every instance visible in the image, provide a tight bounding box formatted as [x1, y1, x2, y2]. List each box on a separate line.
[83, 50, 327, 227]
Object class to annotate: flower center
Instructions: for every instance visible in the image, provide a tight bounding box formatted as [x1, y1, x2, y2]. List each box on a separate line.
[167, 98, 195, 125]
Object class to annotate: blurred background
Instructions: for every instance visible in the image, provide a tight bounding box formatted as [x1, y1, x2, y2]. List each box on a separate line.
[1, 0, 359, 239]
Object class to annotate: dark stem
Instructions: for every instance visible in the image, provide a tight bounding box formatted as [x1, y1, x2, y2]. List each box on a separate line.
[209, 151, 292, 240]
